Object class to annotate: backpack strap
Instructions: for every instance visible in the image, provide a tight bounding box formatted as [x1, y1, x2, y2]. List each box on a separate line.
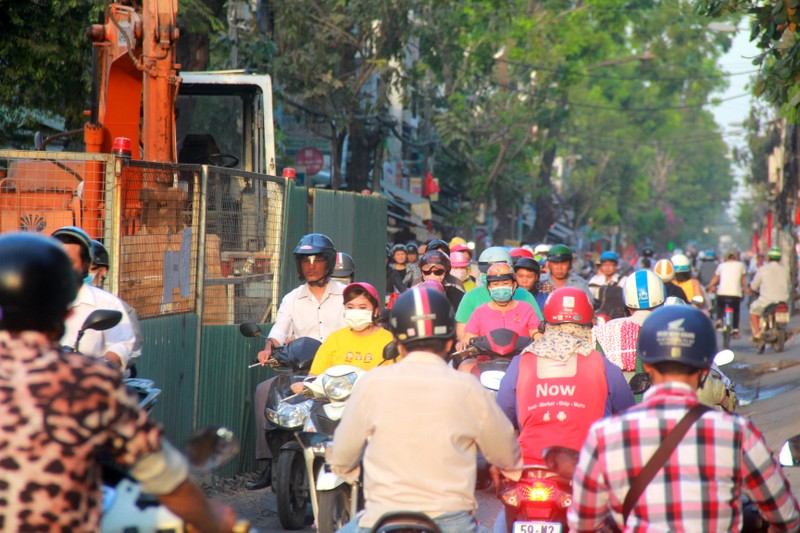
[621, 404, 711, 525]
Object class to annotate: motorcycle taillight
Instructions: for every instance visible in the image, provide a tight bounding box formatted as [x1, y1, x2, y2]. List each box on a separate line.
[515, 479, 572, 509]
[776, 303, 789, 313]
[724, 306, 733, 313]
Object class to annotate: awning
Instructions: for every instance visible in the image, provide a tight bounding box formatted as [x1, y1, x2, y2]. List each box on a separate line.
[383, 182, 432, 221]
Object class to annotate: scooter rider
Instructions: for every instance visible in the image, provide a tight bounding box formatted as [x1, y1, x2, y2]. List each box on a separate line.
[248, 233, 346, 490]
[0, 232, 236, 532]
[592, 270, 666, 377]
[512, 256, 548, 310]
[330, 286, 522, 533]
[539, 244, 593, 302]
[749, 246, 791, 340]
[52, 226, 137, 370]
[653, 258, 689, 302]
[494, 287, 634, 532]
[418, 250, 465, 310]
[455, 247, 542, 347]
[569, 306, 800, 532]
[331, 251, 356, 284]
[588, 251, 627, 319]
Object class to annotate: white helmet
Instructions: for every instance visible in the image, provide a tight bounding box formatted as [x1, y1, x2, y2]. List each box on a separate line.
[653, 259, 675, 282]
[623, 270, 666, 310]
[533, 243, 551, 256]
[671, 253, 691, 273]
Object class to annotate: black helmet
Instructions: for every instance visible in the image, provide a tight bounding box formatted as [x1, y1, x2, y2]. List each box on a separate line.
[294, 233, 336, 280]
[637, 306, 717, 369]
[547, 244, 573, 263]
[333, 252, 355, 279]
[513, 257, 540, 274]
[389, 286, 455, 345]
[419, 250, 451, 274]
[0, 233, 78, 333]
[91, 240, 110, 268]
[406, 242, 419, 255]
[426, 239, 450, 256]
[390, 243, 408, 256]
[641, 246, 655, 258]
[52, 226, 93, 268]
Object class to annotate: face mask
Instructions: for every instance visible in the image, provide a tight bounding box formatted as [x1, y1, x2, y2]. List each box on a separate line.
[344, 309, 374, 331]
[84, 272, 96, 285]
[489, 286, 513, 303]
[451, 268, 469, 281]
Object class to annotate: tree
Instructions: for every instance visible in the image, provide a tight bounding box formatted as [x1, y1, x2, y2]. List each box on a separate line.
[267, 0, 414, 191]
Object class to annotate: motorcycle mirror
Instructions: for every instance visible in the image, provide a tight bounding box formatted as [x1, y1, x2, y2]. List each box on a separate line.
[691, 295, 705, 306]
[383, 341, 400, 361]
[479, 370, 505, 391]
[713, 349, 735, 367]
[239, 322, 262, 337]
[82, 309, 123, 332]
[185, 426, 239, 472]
[779, 434, 800, 467]
[629, 372, 652, 395]
[297, 431, 330, 449]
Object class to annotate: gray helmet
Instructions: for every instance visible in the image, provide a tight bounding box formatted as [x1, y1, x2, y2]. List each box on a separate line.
[52, 226, 93, 268]
[333, 252, 355, 279]
[477, 247, 512, 273]
[91, 240, 110, 268]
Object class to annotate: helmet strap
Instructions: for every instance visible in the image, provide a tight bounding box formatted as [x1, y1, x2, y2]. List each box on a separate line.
[307, 276, 330, 288]
[697, 369, 710, 389]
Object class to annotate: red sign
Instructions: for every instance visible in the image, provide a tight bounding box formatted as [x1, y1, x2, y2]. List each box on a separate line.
[295, 147, 324, 175]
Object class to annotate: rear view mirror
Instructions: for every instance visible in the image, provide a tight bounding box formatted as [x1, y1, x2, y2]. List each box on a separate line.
[691, 295, 705, 306]
[713, 349, 734, 367]
[185, 426, 239, 472]
[239, 322, 262, 337]
[383, 341, 400, 361]
[82, 309, 123, 332]
[629, 372, 652, 395]
[779, 434, 800, 467]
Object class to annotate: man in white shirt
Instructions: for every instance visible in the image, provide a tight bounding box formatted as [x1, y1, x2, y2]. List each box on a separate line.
[706, 250, 747, 339]
[749, 246, 791, 339]
[248, 233, 346, 490]
[53, 226, 137, 370]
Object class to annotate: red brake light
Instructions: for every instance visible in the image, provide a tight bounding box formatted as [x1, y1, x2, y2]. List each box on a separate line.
[776, 304, 789, 312]
[519, 480, 557, 502]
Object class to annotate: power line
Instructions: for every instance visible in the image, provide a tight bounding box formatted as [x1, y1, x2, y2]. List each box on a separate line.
[566, 92, 749, 112]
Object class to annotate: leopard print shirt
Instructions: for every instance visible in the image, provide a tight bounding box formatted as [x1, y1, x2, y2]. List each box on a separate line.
[0, 331, 163, 532]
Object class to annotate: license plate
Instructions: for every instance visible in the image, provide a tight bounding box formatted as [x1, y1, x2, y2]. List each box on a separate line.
[512, 522, 562, 533]
[776, 312, 790, 323]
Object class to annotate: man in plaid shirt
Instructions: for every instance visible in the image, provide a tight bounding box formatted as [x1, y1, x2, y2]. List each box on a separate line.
[569, 305, 799, 532]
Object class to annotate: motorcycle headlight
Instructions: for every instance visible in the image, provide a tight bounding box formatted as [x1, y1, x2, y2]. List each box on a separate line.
[322, 372, 358, 401]
[275, 401, 311, 429]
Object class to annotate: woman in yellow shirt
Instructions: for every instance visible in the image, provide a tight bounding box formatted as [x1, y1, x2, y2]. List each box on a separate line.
[308, 282, 394, 377]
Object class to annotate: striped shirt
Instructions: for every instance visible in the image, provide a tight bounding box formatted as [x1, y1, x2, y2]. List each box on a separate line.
[568, 382, 800, 532]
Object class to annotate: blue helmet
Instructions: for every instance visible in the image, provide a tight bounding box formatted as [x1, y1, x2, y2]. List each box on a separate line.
[599, 251, 619, 264]
[637, 306, 717, 369]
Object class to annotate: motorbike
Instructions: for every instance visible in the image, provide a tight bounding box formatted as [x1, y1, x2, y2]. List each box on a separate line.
[627, 349, 737, 412]
[239, 322, 320, 530]
[756, 301, 791, 354]
[496, 447, 576, 533]
[295, 365, 366, 533]
[101, 426, 251, 532]
[63, 309, 162, 412]
[453, 328, 532, 392]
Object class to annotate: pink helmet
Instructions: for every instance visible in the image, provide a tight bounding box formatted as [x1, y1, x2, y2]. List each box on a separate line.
[419, 280, 446, 294]
[344, 282, 380, 310]
[451, 243, 470, 254]
[450, 251, 470, 268]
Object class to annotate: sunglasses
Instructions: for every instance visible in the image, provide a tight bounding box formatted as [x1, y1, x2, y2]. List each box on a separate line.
[422, 267, 446, 276]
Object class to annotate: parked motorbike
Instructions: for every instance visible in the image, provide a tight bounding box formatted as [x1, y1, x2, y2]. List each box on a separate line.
[756, 301, 791, 353]
[239, 322, 320, 530]
[101, 427, 250, 532]
[295, 365, 366, 533]
[453, 328, 531, 392]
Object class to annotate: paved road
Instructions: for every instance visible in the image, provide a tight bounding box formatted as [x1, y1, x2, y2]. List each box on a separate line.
[214, 317, 800, 532]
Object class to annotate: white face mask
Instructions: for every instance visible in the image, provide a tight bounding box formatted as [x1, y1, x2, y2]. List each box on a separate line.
[451, 268, 469, 281]
[344, 309, 374, 331]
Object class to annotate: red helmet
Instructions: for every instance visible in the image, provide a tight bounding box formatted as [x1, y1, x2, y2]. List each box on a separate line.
[510, 247, 534, 260]
[543, 287, 593, 325]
